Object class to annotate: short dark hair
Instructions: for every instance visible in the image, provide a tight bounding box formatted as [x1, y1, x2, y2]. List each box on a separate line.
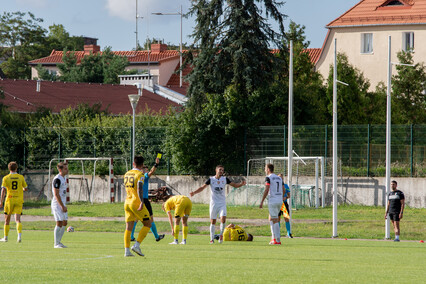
[8, 162, 18, 172]
[134, 156, 144, 167]
[57, 162, 68, 170]
[391, 180, 397, 185]
[266, 163, 274, 172]
[216, 165, 224, 169]
[247, 234, 253, 241]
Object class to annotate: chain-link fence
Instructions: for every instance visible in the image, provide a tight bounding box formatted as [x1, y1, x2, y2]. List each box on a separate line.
[0, 124, 425, 177]
[246, 124, 425, 177]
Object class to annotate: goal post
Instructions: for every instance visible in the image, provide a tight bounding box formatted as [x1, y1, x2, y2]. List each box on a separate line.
[243, 156, 325, 209]
[48, 157, 128, 204]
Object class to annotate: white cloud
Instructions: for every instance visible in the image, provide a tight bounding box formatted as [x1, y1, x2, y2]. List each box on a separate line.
[105, 0, 183, 22]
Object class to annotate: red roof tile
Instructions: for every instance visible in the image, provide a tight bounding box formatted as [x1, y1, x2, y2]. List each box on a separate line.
[29, 50, 181, 65]
[0, 79, 179, 115]
[327, 0, 426, 27]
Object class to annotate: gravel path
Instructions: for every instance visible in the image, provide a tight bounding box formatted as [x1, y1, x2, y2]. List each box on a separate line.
[22, 215, 338, 225]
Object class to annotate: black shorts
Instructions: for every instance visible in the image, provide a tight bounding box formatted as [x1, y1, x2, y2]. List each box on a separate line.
[389, 213, 400, 221]
[279, 201, 289, 216]
[143, 198, 153, 216]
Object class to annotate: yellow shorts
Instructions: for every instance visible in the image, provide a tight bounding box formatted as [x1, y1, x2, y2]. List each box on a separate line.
[124, 202, 150, 223]
[4, 200, 23, 215]
[175, 197, 192, 218]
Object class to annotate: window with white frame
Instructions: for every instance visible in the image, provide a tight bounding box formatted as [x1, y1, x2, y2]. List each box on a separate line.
[361, 33, 373, 54]
[403, 32, 414, 51]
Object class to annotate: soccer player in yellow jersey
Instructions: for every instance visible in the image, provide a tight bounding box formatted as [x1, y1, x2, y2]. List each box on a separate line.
[162, 195, 192, 245]
[0, 162, 28, 242]
[217, 224, 253, 242]
[123, 156, 151, 257]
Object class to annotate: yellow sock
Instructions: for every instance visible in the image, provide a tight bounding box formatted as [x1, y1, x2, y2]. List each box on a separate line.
[183, 226, 188, 240]
[174, 225, 180, 240]
[124, 230, 131, 248]
[4, 224, 10, 237]
[17, 222, 22, 233]
[136, 226, 150, 243]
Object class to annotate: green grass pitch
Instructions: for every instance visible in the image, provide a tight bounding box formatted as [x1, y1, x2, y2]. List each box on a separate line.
[0, 230, 425, 283]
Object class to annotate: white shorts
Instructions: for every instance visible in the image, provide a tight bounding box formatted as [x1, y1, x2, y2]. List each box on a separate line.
[210, 202, 226, 220]
[51, 206, 68, 222]
[268, 202, 281, 219]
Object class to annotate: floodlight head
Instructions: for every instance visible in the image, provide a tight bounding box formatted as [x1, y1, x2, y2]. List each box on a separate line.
[128, 94, 140, 109]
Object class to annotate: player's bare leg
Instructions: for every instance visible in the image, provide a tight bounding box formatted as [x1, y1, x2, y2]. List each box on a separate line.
[392, 220, 401, 241]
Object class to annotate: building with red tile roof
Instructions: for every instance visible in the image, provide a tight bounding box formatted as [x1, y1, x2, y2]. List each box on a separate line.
[316, 0, 426, 89]
[0, 79, 180, 115]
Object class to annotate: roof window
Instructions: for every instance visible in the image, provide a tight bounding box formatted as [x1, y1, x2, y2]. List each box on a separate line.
[386, 0, 404, 5]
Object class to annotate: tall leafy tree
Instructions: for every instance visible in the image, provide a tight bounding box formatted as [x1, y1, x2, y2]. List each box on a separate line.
[166, 0, 287, 174]
[326, 53, 373, 124]
[0, 12, 49, 78]
[391, 50, 426, 124]
[56, 47, 130, 84]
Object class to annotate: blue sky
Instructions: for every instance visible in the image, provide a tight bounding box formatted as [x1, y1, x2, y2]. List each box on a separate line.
[2, 0, 359, 51]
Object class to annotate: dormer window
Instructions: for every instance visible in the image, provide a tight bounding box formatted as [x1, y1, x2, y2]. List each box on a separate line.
[386, 1, 404, 6]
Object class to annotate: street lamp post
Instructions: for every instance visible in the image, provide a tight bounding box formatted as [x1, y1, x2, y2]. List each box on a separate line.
[128, 94, 140, 164]
[152, 5, 183, 88]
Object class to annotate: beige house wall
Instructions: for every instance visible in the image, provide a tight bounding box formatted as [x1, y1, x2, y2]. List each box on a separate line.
[316, 25, 426, 90]
[157, 58, 179, 86]
[31, 66, 60, 80]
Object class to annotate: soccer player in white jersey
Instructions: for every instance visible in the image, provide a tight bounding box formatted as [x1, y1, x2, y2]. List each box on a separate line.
[51, 162, 69, 248]
[190, 165, 246, 244]
[260, 163, 283, 245]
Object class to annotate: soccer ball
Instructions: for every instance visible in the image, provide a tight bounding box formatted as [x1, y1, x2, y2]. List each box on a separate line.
[67, 226, 74, 232]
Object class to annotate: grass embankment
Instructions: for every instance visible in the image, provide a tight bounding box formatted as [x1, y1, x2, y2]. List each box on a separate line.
[11, 201, 426, 240]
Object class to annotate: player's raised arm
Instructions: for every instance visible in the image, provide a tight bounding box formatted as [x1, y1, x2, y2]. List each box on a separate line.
[147, 158, 160, 178]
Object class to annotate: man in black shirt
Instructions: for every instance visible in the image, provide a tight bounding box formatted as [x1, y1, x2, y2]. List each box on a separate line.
[385, 180, 405, 242]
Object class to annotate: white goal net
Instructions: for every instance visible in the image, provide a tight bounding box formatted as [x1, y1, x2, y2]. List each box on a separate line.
[227, 156, 326, 208]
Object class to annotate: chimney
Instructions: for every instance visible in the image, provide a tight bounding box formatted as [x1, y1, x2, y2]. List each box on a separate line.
[151, 43, 168, 53]
[84, 44, 101, 55]
[36, 79, 41, 92]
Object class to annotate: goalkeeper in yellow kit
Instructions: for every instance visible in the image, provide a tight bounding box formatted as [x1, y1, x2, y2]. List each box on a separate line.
[162, 195, 192, 245]
[215, 223, 253, 242]
[123, 156, 151, 257]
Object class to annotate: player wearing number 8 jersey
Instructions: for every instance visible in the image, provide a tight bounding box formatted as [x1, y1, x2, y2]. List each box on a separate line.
[260, 163, 283, 245]
[0, 162, 28, 242]
[123, 155, 151, 257]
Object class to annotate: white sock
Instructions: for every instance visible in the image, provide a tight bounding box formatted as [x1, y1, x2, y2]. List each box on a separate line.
[396, 235, 400, 240]
[220, 222, 225, 236]
[270, 221, 274, 238]
[125, 247, 131, 254]
[18, 233, 22, 239]
[135, 241, 141, 247]
[59, 226, 66, 243]
[54, 226, 61, 245]
[273, 222, 281, 242]
[210, 224, 215, 241]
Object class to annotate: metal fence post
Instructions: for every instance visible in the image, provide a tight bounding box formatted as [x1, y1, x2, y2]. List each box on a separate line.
[324, 125, 328, 175]
[367, 124, 370, 177]
[23, 128, 26, 171]
[410, 124, 414, 177]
